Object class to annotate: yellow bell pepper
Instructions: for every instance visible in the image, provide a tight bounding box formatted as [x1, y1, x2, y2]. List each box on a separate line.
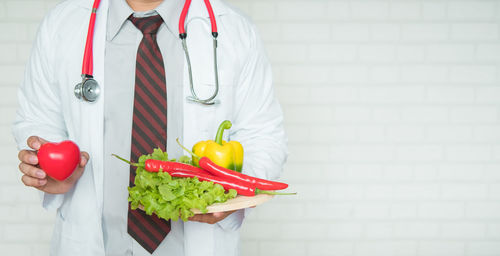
[192, 120, 244, 172]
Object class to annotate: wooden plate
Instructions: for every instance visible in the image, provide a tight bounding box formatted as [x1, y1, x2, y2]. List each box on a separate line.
[137, 194, 274, 214]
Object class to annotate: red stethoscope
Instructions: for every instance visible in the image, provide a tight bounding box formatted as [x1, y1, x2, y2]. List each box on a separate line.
[75, 0, 220, 105]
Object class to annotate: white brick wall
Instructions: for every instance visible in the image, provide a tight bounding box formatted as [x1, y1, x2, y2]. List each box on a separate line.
[1, 0, 499, 255]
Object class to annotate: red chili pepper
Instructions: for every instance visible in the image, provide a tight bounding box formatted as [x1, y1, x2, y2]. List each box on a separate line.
[198, 157, 288, 190]
[168, 170, 257, 196]
[112, 155, 210, 176]
[168, 170, 295, 197]
[144, 159, 210, 175]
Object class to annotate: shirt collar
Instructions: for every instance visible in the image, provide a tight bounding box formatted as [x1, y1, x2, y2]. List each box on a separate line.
[155, 0, 185, 37]
[107, 0, 134, 41]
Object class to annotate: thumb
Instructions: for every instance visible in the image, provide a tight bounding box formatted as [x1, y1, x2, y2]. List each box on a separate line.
[27, 136, 49, 150]
[66, 152, 89, 183]
[212, 212, 224, 218]
[79, 151, 90, 168]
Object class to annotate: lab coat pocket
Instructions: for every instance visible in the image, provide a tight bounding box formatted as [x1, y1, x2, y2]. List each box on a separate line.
[189, 81, 222, 104]
[200, 70, 235, 111]
[183, 67, 236, 144]
[186, 79, 233, 134]
[51, 212, 98, 256]
[184, 91, 217, 141]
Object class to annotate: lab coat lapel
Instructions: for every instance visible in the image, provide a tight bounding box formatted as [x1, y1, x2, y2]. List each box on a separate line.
[70, 0, 108, 217]
[181, 2, 230, 255]
[89, 0, 108, 216]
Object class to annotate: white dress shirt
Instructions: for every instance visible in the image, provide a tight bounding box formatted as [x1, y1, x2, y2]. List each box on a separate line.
[103, 0, 185, 255]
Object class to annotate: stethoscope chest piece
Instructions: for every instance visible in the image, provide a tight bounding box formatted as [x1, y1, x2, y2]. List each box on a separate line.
[75, 0, 101, 103]
[74, 77, 100, 102]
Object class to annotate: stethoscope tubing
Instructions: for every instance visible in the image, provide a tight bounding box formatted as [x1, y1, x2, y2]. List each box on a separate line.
[76, 0, 220, 104]
[179, 0, 220, 105]
[82, 0, 101, 77]
[179, 0, 217, 36]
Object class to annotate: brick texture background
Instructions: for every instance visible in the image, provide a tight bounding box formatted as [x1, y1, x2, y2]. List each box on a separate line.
[1, 0, 500, 255]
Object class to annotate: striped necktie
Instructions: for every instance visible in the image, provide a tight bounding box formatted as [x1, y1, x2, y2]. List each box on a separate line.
[127, 14, 170, 254]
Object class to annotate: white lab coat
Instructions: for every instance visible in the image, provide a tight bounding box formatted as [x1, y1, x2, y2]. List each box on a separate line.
[12, 0, 287, 255]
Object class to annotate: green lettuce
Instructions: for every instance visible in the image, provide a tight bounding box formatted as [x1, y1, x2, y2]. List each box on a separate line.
[128, 148, 237, 221]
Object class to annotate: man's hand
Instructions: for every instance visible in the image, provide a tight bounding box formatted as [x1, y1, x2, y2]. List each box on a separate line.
[188, 210, 236, 225]
[18, 136, 89, 194]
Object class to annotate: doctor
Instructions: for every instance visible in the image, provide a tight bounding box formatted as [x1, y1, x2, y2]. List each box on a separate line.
[13, 0, 287, 255]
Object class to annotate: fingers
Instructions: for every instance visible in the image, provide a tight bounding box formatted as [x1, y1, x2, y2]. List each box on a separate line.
[21, 175, 47, 187]
[18, 137, 49, 190]
[189, 210, 235, 224]
[19, 162, 47, 189]
[19, 162, 46, 179]
[189, 213, 217, 224]
[212, 210, 235, 222]
[18, 149, 38, 165]
[19, 135, 50, 164]
[27, 136, 48, 150]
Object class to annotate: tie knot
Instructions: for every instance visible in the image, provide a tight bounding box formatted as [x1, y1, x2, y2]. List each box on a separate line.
[128, 14, 164, 35]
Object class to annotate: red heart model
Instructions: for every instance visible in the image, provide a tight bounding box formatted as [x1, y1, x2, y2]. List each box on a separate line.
[37, 140, 81, 181]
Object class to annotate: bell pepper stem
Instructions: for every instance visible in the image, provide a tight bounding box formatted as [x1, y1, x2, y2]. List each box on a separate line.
[215, 120, 232, 145]
[176, 138, 201, 160]
[255, 189, 297, 196]
[112, 154, 142, 167]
